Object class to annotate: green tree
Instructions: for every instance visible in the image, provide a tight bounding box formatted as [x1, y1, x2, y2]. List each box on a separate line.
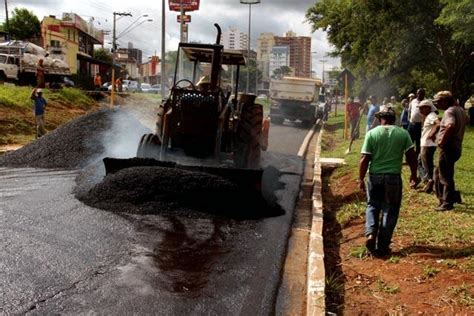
[93, 48, 112, 64]
[8, 8, 40, 41]
[437, 0, 474, 44]
[272, 66, 292, 79]
[239, 59, 262, 94]
[306, 0, 474, 104]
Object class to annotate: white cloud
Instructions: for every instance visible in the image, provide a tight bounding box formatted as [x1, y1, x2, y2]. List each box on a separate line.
[2, 0, 340, 71]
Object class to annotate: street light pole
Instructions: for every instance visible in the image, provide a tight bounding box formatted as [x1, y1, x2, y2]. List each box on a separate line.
[110, 12, 132, 107]
[161, 0, 166, 97]
[4, 0, 9, 41]
[320, 59, 327, 84]
[240, 0, 260, 94]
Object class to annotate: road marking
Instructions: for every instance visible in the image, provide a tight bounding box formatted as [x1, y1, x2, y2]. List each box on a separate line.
[297, 119, 320, 157]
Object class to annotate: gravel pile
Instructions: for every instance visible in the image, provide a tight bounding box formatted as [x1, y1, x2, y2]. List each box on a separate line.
[76, 165, 283, 218]
[0, 109, 149, 169]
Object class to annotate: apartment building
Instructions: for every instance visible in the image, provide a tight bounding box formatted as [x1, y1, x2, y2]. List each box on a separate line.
[274, 31, 311, 78]
[222, 27, 248, 50]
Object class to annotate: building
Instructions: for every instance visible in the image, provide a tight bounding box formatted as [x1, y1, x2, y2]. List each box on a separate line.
[256, 32, 275, 82]
[222, 27, 248, 50]
[40, 13, 105, 78]
[269, 46, 291, 78]
[141, 56, 160, 85]
[274, 31, 311, 78]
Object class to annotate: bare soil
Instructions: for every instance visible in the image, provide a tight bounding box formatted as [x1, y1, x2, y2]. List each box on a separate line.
[323, 168, 474, 315]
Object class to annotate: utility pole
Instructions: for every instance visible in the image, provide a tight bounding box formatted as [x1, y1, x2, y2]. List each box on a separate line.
[161, 0, 166, 97]
[110, 12, 132, 107]
[240, 0, 260, 94]
[4, 0, 9, 41]
[178, 0, 185, 80]
[320, 59, 327, 84]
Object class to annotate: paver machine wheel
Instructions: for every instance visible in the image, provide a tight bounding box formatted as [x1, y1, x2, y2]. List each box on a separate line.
[234, 99, 263, 169]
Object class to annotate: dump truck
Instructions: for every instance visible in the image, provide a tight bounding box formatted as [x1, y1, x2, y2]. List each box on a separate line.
[0, 41, 71, 85]
[269, 76, 322, 126]
[104, 24, 270, 190]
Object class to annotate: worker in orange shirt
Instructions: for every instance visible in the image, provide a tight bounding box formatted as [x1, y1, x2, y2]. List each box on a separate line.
[94, 73, 102, 90]
[115, 77, 123, 92]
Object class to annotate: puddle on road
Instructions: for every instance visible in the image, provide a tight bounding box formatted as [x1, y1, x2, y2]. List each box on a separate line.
[118, 216, 247, 298]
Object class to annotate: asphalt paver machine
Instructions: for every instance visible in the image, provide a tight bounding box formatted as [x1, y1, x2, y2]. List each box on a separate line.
[104, 24, 270, 189]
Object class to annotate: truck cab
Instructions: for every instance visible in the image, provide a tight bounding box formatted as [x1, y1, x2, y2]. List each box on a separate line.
[0, 54, 19, 81]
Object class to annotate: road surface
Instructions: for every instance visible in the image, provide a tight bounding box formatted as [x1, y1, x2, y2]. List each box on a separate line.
[0, 121, 312, 314]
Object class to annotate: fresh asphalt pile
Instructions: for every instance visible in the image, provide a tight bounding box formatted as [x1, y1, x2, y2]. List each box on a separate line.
[0, 108, 148, 169]
[0, 107, 284, 218]
[75, 165, 282, 218]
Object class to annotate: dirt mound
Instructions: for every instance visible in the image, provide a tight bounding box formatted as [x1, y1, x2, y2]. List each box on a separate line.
[0, 108, 150, 169]
[76, 165, 283, 218]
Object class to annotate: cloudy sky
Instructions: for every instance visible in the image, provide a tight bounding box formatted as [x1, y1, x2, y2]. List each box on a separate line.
[1, 0, 340, 78]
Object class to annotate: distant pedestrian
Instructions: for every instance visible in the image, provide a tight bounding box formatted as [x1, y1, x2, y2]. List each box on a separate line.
[30, 88, 47, 138]
[36, 59, 46, 88]
[464, 96, 474, 126]
[347, 97, 362, 139]
[358, 107, 417, 256]
[115, 77, 123, 92]
[408, 88, 425, 156]
[433, 91, 468, 211]
[399, 98, 409, 129]
[94, 73, 102, 90]
[366, 95, 380, 132]
[418, 100, 440, 193]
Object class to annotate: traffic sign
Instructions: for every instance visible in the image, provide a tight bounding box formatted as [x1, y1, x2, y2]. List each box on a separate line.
[177, 14, 191, 23]
[169, 0, 200, 12]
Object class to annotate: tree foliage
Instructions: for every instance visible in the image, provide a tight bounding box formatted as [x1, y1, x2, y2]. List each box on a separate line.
[306, 0, 474, 103]
[272, 66, 292, 79]
[8, 8, 40, 41]
[93, 48, 112, 64]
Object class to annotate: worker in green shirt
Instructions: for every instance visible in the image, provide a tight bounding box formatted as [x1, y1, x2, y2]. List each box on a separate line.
[358, 107, 418, 256]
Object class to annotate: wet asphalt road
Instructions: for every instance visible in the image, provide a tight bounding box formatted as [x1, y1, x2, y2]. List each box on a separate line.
[0, 122, 311, 314]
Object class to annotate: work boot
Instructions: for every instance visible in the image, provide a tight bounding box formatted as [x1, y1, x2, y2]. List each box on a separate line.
[366, 234, 376, 254]
[434, 204, 454, 212]
[423, 180, 434, 194]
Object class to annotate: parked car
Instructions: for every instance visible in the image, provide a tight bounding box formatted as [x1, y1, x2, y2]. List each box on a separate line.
[140, 83, 152, 93]
[101, 82, 111, 91]
[149, 84, 161, 94]
[123, 79, 139, 92]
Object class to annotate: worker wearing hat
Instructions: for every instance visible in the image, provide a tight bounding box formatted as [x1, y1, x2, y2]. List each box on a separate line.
[417, 99, 440, 193]
[358, 107, 417, 256]
[30, 88, 48, 138]
[432, 91, 467, 211]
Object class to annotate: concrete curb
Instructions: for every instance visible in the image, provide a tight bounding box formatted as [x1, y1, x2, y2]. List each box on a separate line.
[306, 123, 325, 315]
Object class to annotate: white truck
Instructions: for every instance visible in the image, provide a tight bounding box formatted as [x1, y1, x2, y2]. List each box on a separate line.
[269, 76, 322, 126]
[0, 41, 71, 85]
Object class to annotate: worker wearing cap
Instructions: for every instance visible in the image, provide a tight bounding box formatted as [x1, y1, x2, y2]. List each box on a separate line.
[417, 99, 440, 193]
[433, 91, 467, 211]
[358, 107, 417, 256]
[30, 88, 47, 137]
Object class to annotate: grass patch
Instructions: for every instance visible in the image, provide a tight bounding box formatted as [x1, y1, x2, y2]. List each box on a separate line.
[387, 256, 401, 264]
[349, 245, 369, 259]
[422, 265, 441, 279]
[445, 284, 474, 307]
[376, 278, 400, 294]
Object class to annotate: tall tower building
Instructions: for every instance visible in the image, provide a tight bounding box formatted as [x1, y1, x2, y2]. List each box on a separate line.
[256, 32, 275, 81]
[222, 27, 248, 50]
[274, 31, 311, 78]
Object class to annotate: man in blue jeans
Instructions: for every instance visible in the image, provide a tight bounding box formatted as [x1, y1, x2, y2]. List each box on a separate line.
[358, 107, 418, 256]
